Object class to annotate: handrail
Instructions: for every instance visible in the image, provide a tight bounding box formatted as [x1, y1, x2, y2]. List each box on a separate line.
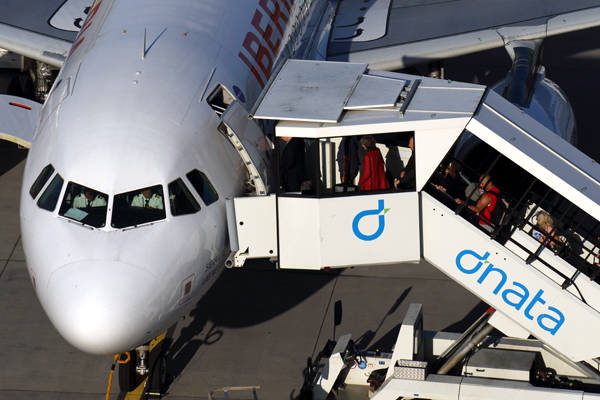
[439, 185, 591, 304]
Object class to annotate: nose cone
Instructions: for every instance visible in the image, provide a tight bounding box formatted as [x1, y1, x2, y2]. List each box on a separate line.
[46, 260, 160, 355]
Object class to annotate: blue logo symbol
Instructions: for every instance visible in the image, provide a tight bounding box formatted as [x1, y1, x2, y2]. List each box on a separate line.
[352, 199, 390, 241]
[233, 86, 246, 103]
[358, 361, 367, 369]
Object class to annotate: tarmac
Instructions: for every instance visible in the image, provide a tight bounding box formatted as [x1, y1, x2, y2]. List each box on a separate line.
[1, 25, 600, 400]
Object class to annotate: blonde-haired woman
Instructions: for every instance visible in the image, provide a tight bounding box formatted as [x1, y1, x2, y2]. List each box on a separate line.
[533, 211, 561, 249]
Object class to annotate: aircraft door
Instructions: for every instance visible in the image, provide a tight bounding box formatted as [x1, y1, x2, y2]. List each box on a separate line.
[221, 100, 274, 194]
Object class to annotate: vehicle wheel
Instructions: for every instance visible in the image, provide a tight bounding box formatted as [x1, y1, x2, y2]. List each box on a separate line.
[148, 352, 167, 396]
[118, 351, 138, 393]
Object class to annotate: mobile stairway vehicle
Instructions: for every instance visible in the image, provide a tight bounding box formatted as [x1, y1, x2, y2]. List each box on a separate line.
[223, 59, 600, 399]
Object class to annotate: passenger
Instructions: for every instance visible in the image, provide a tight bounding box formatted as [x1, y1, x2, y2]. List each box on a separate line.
[131, 189, 164, 210]
[434, 163, 457, 198]
[73, 188, 107, 208]
[394, 136, 415, 190]
[280, 137, 308, 192]
[532, 211, 561, 250]
[455, 174, 499, 233]
[337, 136, 360, 184]
[358, 135, 389, 191]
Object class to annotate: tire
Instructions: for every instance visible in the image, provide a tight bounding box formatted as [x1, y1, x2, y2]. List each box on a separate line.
[118, 351, 138, 393]
[148, 352, 167, 397]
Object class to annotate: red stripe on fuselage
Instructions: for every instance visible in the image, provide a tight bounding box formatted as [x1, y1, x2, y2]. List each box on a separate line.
[239, 0, 296, 88]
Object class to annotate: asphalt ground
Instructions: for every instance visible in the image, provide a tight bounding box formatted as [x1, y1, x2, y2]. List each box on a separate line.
[0, 25, 599, 400]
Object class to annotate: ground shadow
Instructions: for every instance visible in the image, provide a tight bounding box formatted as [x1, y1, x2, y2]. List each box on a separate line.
[354, 287, 412, 351]
[0, 142, 27, 177]
[163, 260, 339, 384]
[442, 300, 504, 337]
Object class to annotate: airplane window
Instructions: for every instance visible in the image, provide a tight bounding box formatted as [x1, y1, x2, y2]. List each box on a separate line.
[29, 164, 55, 199]
[37, 174, 64, 212]
[111, 185, 166, 229]
[168, 178, 201, 216]
[58, 182, 109, 228]
[186, 170, 218, 205]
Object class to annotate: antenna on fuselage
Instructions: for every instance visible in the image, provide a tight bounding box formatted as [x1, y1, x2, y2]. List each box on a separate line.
[142, 28, 146, 59]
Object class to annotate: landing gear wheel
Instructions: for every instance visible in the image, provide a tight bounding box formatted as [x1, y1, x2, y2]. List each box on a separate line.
[145, 351, 167, 398]
[148, 352, 167, 397]
[118, 351, 138, 392]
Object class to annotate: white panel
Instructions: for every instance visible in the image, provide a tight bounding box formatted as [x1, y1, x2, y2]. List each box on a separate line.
[0, 95, 41, 148]
[488, 310, 531, 339]
[252, 60, 368, 123]
[408, 87, 485, 114]
[463, 348, 536, 381]
[345, 75, 405, 110]
[421, 192, 600, 361]
[385, 303, 424, 381]
[374, 375, 461, 400]
[414, 128, 463, 192]
[459, 377, 583, 400]
[278, 197, 321, 269]
[319, 192, 420, 268]
[276, 110, 472, 139]
[233, 195, 277, 258]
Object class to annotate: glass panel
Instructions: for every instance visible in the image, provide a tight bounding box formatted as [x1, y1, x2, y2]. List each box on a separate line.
[111, 185, 166, 229]
[168, 178, 201, 216]
[186, 170, 218, 205]
[58, 182, 109, 228]
[29, 164, 55, 199]
[37, 174, 64, 212]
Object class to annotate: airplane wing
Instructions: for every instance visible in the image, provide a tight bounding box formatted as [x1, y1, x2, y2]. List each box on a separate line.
[0, 0, 92, 67]
[327, 0, 600, 70]
[0, 95, 42, 148]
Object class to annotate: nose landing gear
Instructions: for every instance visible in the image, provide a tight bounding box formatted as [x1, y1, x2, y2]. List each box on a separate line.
[116, 332, 170, 397]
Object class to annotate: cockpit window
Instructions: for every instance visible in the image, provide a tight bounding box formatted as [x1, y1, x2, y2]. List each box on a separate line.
[186, 170, 218, 206]
[37, 174, 64, 212]
[168, 178, 201, 216]
[58, 182, 109, 228]
[30, 164, 55, 199]
[111, 185, 166, 229]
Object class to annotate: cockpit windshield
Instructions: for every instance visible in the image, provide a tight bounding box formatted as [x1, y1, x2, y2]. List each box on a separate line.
[111, 185, 166, 229]
[58, 182, 109, 228]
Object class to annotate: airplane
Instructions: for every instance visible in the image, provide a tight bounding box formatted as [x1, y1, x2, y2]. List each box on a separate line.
[1, 0, 600, 394]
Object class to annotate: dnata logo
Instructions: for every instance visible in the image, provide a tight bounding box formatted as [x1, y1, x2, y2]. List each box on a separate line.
[456, 249, 565, 336]
[352, 200, 390, 241]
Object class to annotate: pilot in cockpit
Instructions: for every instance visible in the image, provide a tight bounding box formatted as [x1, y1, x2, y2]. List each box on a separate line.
[131, 189, 164, 210]
[73, 188, 107, 208]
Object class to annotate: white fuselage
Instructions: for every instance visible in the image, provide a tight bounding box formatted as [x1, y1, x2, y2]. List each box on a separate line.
[19, 0, 301, 355]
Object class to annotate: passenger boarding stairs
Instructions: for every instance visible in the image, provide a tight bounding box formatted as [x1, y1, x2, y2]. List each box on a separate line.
[226, 60, 600, 363]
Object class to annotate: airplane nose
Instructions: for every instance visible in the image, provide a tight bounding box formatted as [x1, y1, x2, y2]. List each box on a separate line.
[46, 260, 160, 355]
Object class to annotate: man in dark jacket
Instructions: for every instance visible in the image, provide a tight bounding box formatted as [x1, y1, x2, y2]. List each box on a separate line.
[394, 136, 415, 190]
[280, 137, 308, 192]
[336, 136, 360, 184]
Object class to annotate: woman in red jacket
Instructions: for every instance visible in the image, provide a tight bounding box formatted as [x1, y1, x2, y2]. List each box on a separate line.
[358, 135, 389, 191]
